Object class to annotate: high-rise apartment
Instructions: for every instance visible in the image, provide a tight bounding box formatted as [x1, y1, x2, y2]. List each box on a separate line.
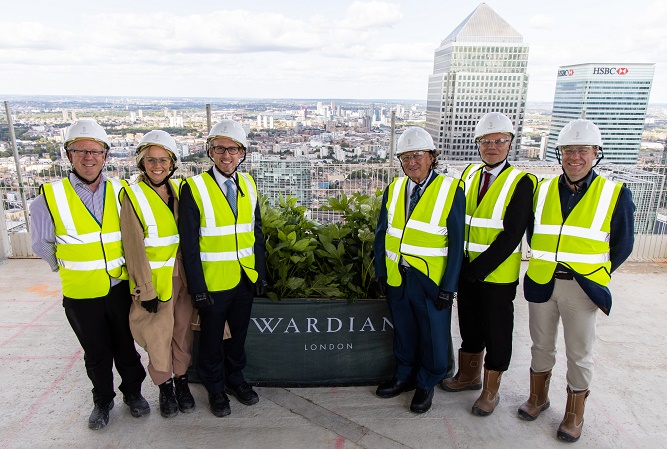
[425, 3, 529, 161]
[250, 156, 312, 207]
[546, 63, 655, 164]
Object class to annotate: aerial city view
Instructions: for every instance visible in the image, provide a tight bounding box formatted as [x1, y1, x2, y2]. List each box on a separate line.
[2, 3, 666, 235]
[1, 1, 667, 447]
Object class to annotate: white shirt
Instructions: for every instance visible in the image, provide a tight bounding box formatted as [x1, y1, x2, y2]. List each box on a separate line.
[212, 167, 237, 197]
[480, 161, 507, 195]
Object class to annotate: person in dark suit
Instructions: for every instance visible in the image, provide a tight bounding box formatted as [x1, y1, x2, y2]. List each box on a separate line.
[374, 126, 465, 414]
[178, 119, 267, 418]
[518, 119, 635, 443]
[441, 112, 535, 417]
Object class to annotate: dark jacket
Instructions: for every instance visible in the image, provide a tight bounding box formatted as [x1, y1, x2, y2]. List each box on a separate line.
[178, 168, 267, 295]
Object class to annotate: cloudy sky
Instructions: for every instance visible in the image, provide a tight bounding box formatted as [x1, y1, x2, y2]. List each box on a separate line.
[1, 0, 665, 103]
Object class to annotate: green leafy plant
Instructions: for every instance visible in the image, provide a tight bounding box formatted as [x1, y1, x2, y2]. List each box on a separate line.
[261, 191, 383, 302]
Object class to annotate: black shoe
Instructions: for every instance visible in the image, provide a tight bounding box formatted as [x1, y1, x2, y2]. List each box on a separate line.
[410, 388, 434, 413]
[209, 392, 231, 417]
[158, 379, 179, 418]
[375, 377, 417, 399]
[123, 392, 150, 418]
[174, 374, 196, 413]
[225, 382, 259, 406]
[88, 401, 114, 430]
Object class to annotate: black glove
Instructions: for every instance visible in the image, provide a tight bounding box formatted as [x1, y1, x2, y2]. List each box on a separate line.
[141, 297, 159, 313]
[193, 292, 214, 310]
[377, 276, 387, 297]
[255, 280, 268, 296]
[434, 290, 453, 311]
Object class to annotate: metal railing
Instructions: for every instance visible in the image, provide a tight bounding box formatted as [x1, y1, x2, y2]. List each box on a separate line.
[2, 159, 667, 261]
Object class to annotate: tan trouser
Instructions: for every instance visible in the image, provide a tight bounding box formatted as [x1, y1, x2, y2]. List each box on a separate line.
[129, 272, 194, 385]
[528, 278, 598, 391]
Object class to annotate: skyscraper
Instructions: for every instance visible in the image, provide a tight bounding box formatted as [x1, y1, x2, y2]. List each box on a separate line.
[250, 157, 312, 207]
[425, 3, 529, 161]
[546, 63, 655, 164]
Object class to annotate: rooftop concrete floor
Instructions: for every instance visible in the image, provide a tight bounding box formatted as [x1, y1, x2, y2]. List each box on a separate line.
[0, 258, 666, 449]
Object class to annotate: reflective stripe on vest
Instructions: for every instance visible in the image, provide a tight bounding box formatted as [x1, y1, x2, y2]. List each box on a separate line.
[461, 164, 527, 283]
[186, 172, 258, 291]
[384, 174, 458, 287]
[527, 176, 622, 286]
[42, 178, 128, 299]
[124, 180, 181, 301]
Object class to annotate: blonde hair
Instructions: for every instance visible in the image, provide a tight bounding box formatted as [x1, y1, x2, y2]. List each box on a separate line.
[136, 145, 175, 184]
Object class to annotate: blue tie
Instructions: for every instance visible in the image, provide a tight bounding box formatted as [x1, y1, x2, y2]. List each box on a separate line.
[225, 179, 237, 217]
[408, 185, 421, 217]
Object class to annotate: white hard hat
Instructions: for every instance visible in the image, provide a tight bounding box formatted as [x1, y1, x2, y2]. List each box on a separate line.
[64, 119, 110, 149]
[137, 130, 177, 158]
[208, 119, 247, 149]
[556, 119, 602, 147]
[396, 127, 435, 155]
[474, 112, 515, 140]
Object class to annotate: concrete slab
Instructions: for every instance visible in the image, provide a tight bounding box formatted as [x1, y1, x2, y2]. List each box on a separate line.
[0, 258, 666, 448]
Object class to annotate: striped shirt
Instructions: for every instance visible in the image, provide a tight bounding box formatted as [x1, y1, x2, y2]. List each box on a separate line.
[30, 172, 121, 287]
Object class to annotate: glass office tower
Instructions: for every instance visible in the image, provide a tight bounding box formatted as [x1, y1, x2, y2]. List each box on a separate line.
[546, 63, 655, 165]
[425, 3, 529, 162]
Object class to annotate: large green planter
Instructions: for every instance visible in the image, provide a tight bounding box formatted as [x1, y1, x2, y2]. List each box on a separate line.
[188, 297, 456, 386]
[189, 298, 395, 387]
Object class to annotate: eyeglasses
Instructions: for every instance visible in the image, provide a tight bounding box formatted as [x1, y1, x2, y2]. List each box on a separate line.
[68, 149, 106, 156]
[210, 145, 242, 155]
[560, 146, 596, 156]
[398, 151, 427, 163]
[477, 138, 511, 147]
[144, 157, 172, 166]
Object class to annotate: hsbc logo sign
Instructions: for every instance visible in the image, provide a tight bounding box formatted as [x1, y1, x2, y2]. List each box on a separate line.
[593, 67, 629, 75]
[557, 69, 575, 77]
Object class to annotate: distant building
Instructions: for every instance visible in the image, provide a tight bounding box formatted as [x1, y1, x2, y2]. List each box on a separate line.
[250, 157, 312, 207]
[546, 63, 655, 164]
[425, 3, 529, 161]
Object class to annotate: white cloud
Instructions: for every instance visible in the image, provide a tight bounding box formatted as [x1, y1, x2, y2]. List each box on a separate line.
[337, 1, 403, 30]
[0, 21, 71, 50]
[528, 14, 553, 29]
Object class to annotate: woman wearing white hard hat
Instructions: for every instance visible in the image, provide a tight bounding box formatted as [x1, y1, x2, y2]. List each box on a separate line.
[119, 130, 196, 418]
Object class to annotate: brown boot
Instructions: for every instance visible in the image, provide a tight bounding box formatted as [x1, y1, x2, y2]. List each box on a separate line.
[518, 369, 552, 421]
[440, 350, 483, 392]
[557, 387, 590, 443]
[471, 368, 502, 416]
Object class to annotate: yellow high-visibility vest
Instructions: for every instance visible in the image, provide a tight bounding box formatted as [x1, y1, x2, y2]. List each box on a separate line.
[42, 178, 128, 299]
[122, 179, 182, 301]
[527, 176, 623, 286]
[185, 172, 258, 291]
[461, 164, 533, 283]
[384, 174, 460, 287]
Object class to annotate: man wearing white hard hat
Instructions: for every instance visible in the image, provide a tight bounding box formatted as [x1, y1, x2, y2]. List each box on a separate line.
[30, 119, 149, 430]
[119, 130, 197, 418]
[518, 119, 635, 443]
[179, 119, 267, 418]
[373, 126, 465, 413]
[441, 112, 536, 417]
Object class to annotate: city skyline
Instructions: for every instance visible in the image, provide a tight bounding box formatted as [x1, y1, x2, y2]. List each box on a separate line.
[1, 0, 666, 103]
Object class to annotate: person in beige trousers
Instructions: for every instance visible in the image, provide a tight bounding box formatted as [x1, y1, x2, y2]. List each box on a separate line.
[120, 130, 196, 418]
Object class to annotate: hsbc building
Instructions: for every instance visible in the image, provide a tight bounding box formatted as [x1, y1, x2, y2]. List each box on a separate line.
[546, 62, 655, 165]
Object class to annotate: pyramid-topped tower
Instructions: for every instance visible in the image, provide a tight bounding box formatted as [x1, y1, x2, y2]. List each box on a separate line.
[425, 3, 529, 161]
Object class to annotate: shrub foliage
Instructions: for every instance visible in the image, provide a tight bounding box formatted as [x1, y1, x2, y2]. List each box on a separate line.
[261, 191, 383, 302]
